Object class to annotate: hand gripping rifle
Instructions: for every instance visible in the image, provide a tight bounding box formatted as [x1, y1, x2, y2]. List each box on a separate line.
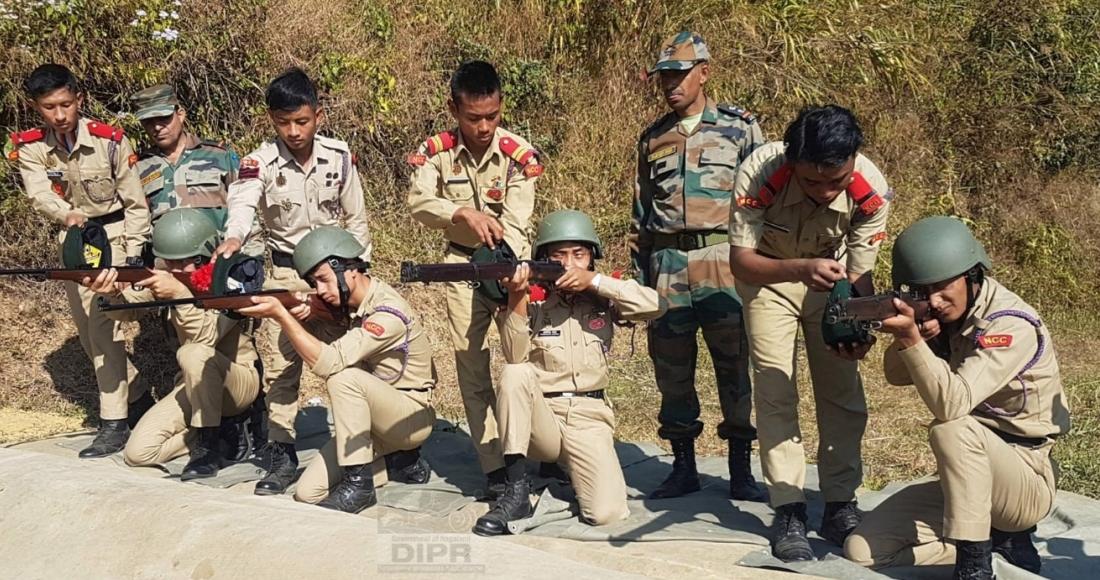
[822, 279, 930, 346]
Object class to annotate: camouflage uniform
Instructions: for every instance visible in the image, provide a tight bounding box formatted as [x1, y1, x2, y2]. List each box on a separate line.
[631, 32, 764, 444]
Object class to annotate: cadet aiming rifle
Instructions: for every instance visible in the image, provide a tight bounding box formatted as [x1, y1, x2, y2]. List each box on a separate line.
[822, 279, 930, 346]
[0, 266, 192, 285]
[97, 289, 306, 313]
[400, 259, 566, 285]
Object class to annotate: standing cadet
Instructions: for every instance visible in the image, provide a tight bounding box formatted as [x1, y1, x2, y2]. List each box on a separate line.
[728, 105, 892, 560]
[474, 210, 664, 535]
[214, 68, 373, 496]
[128, 84, 264, 255]
[632, 31, 766, 501]
[7, 64, 152, 458]
[238, 227, 435, 514]
[407, 60, 541, 494]
[85, 209, 261, 479]
[845, 217, 1069, 580]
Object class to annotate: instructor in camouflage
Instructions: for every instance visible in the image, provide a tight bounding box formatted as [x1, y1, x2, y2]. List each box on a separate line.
[631, 31, 766, 502]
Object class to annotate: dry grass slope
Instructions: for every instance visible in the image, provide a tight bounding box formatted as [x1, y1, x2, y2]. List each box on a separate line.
[1, 0, 1098, 497]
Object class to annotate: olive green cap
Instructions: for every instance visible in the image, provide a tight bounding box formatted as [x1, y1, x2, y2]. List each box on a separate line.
[649, 31, 710, 75]
[533, 210, 603, 259]
[892, 216, 992, 287]
[293, 226, 365, 277]
[129, 84, 179, 120]
[152, 208, 220, 260]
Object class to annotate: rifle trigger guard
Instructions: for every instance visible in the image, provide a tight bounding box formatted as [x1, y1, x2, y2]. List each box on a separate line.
[467, 280, 481, 289]
[866, 320, 883, 331]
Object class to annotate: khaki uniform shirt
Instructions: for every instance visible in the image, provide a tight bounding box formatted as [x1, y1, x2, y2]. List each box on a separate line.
[310, 278, 435, 390]
[498, 277, 663, 393]
[884, 278, 1071, 441]
[407, 127, 539, 257]
[11, 117, 151, 257]
[226, 135, 372, 260]
[728, 141, 891, 276]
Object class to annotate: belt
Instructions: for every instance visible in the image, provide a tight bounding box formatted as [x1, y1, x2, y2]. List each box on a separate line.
[651, 231, 727, 251]
[88, 209, 125, 226]
[398, 387, 433, 393]
[448, 241, 477, 257]
[271, 250, 294, 268]
[544, 390, 604, 400]
[991, 428, 1047, 449]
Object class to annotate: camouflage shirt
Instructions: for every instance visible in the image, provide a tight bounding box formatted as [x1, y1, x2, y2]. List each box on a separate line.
[137, 133, 237, 225]
[631, 98, 763, 274]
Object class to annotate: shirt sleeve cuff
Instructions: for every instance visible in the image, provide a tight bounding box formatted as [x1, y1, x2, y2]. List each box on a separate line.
[310, 344, 342, 379]
[728, 229, 761, 249]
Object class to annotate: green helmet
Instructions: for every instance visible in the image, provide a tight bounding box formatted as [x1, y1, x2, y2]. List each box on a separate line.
[533, 210, 603, 259]
[152, 208, 220, 260]
[293, 226, 365, 277]
[892, 216, 991, 287]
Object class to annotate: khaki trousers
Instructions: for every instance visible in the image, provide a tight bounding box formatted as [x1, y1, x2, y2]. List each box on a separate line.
[61, 220, 143, 420]
[260, 264, 314, 443]
[293, 367, 435, 504]
[845, 416, 1056, 568]
[123, 343, 259, 466]
[497, 363, 629, 526]
[443, 248, 505, 474]
[737, 280, 867, 507]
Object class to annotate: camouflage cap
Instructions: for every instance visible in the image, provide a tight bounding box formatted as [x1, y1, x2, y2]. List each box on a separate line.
[649, 31, 710, 75]
[129, 84, 179, 120]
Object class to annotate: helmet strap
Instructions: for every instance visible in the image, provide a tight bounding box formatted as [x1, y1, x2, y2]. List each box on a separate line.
[963, 266, 985, 313]
[328, 257, 353, 327]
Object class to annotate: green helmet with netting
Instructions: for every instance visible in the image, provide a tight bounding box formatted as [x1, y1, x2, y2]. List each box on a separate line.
[152, 208, 221, 260]
[293, 226, 366, 277]
[533, 210, 603, 259]
[892, 216, 992, 287]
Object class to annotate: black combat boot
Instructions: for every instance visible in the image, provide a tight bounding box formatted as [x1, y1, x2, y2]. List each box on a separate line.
[820, 500, 862, 545]
[992, 526, 1041, 574]
[181, 427, 224, 481]
[474, 455, 533, 536]
[218, 418, 252, 463]
[126, 391, 155, 430]
[772, 502, 815, 562]
[246, 392, 268, 457]
[385, 448, 432, 484]
[78, 419, 130, 458]
[728, 438, 767, 502]
[954, 539, 994, 580]
[254, 441, 299, 495]
[649, 438, 701, 499]
[317, 464, 377, 514]
[486, 467, 507, 500]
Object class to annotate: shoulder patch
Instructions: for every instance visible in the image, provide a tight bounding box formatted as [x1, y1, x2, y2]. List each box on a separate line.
[238, 156, 262, 180]
[977, 334, 1014, 349]
[756, 164, 793, 207]
[362, 321, 386, 337]
[847, 172, 885, 217]
[498, 136, 538, 166]
[86, 121, 125, 142]
[10, 128, 45, 146]
[718, 104, 756, 123]
[423, 131, 458, 157]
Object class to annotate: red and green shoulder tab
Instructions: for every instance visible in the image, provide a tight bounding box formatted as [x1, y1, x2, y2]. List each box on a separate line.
[737, 164, 889, 218]
[86, 120, 125, 142]
[717, 104, 756, 124]
[7, 128, 44, 161]
[407, 130, 458, 167]
[499, 136, 543, 178]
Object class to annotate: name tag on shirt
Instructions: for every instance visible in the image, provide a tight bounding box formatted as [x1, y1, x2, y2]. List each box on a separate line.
[536, 329, 561, 338]
[445, 176, 470, 184]
[46, 170, 64, 179]
[647, 145, 678, 162]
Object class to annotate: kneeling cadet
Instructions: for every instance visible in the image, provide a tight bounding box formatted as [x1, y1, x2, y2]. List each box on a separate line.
[474, 210, 665, 535]
[86, 208, 261, 479]
[238, 226, 436, 514]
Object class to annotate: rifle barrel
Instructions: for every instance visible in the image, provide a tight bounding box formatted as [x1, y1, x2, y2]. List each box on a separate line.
[400, 260, 565, 284]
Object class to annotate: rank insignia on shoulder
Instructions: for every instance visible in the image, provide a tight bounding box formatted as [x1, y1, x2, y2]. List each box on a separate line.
[10, 128, 45, 145]
[406, 153, 427, 166]
[647, 145, 677, 163]
[978, 334, 1013, 349]
[718, 104, 756, 123]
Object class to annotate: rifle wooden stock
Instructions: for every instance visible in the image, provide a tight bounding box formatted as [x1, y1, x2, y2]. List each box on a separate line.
[98, 289, 302, 312]
[824, 291, 930, 326]
[0, 266, 190, 285]
[400, 260, 565, 284]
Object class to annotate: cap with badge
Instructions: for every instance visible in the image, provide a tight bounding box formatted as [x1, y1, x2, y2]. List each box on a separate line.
[129, 84, 180, 121]
[649, 31, 710, 75]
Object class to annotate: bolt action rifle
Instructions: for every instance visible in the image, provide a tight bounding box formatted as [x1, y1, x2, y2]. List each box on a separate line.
[97, 289, 318, 314]
[0, 266, 192, 286]
[399, 259, 566, 285]
[822, 279, 930, 346]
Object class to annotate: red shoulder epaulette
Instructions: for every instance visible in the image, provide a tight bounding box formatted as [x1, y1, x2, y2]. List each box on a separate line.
[755, 164, 793, 207]
[86, 121, 125, 142]
[423, 130, 458, 156]
[846, 172, 885, 216]
[10, 128, 45, 146]
[498, 136, 537, 165]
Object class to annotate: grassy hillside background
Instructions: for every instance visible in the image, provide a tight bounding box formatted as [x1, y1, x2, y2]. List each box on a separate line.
[1, 0, 1099, 496]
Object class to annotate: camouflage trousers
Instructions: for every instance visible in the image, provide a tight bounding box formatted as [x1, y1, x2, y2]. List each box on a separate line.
[647, 242, 755, 442]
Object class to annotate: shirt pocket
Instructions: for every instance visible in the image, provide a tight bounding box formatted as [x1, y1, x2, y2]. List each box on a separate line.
[442, 178, 475, 202]
[581, 315, 613, 368]
[264, 189, 302, 230]
[317, 185, 344, 221]
[529, 336, 567, 373]
[80, 168, 117, 203]
[183, 169, 229, 207]
[649, 153, 681, 199]
[815, 231, 846, 259]
[761, 220, 793, 251]
[697, 146, 739, 191]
